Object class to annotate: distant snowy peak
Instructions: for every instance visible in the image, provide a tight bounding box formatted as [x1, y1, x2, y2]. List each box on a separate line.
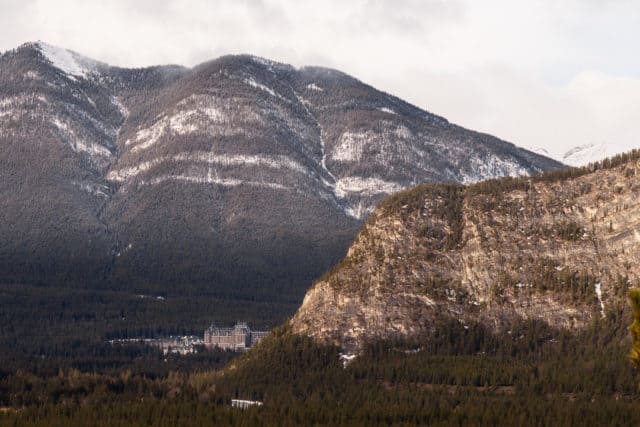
[561, 142, 640, 167]
[562, 143, 606, 167]
[35, 42, 99, 80]
[526, 143, 640, 168]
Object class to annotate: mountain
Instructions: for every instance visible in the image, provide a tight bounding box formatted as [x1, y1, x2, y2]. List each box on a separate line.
[290, 152, 640, 351]
[561, 142, 640, 167]
[0, 41, 563, 306]
[562, 143, 609, 166]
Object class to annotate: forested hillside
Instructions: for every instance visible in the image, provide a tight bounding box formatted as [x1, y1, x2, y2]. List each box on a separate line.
[0, 42, 562, 311]
[3, 154, 640, 426]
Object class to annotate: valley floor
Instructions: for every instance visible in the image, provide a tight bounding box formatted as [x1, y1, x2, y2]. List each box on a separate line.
[1, 316, 639, 426]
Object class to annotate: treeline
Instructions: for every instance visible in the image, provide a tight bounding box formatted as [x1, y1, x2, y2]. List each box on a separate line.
[379, 149, 640, 219]
[467, 148, 640, 197]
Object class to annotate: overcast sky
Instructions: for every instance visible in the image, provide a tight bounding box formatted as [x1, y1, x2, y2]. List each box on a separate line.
[1, 0, 639, 158]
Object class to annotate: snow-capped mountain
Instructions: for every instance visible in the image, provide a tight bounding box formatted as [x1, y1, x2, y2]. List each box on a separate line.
[0, 42, 563, 303]
[562, 142, 640, 167]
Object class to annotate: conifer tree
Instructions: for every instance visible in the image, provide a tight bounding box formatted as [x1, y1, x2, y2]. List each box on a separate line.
[628, 288, 640, 368]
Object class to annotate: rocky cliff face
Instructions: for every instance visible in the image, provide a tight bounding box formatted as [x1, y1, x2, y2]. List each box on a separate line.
[0, 41, 562, 303]
[291, 155, 640, 351]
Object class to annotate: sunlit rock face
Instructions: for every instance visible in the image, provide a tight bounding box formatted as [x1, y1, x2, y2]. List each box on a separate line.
[292, 158, 640, 351]
[0, 42, 562, 302]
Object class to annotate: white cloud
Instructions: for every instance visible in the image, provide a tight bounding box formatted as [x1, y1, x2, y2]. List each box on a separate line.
[2, 0, 640, 159]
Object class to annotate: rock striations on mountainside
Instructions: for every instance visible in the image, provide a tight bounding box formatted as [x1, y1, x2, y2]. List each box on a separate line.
[0, 42, 562, 302]
[291, 153, 640, 351]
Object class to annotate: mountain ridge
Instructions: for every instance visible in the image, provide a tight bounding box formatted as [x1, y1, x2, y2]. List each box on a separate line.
[0, 41, 563, 307]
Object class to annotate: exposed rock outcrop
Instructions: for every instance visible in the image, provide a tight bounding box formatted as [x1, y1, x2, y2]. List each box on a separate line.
[291, 156, 640, 350]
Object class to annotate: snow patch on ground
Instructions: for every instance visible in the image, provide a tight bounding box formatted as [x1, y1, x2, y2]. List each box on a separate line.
[128, 95, 230, 152]
[107, 153, 309, 182]
[177, 152, 309, 175]
[339, 353, 356, 368]
[0, 98, 14, 109]
[129, 121, 166, 152]
[461, 156, 529, 184]
[52, 117, 112, 158]
[111, 96, 129, 119]
[394, 125, 413, 139]
[144, 174, 290, 190]
[595, 282, 606, 319]
[72, 181, 110, 198]
[107, 158, 164, 182]
[0, 95, 47, 109]
[0, 97, 30, 121]
[116, 243, 133, 258]
[332, 131, 368, 162]
[334, 177, 403, 198]
[169, 106, 225, 135]
[23, 70, 41, 80]
[168, 111, 203, 134]
[332, 124, 413, 163]
[63, 101, 117, 138]
[243, 77, 280, 99]
[344, 202, 373, 220]
[334, 177, 403, 218]
[379, 107, 396, 115]
[306, 83, 323, 91]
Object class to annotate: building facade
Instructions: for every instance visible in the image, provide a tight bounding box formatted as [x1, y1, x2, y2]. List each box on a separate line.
[204, 321, 268, 351]
[231, 399, 263, 409]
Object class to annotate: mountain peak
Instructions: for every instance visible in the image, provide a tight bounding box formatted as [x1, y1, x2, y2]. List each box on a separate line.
[35, 41, 99, 79]
[561, 142, 640, 167]
[0, 41, 565, 311]
[9, 41, 102, 80]
[246, 54, 293, 71]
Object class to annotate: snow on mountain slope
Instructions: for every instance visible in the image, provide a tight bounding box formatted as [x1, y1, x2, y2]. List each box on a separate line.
[106, 152, 310, 182]
[37, 42, 98, 79]
[0, 42, 565, 306]
[563, 143, 609, 166]
[562, 142, 640, 167]
[459, 154, 531, 184]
